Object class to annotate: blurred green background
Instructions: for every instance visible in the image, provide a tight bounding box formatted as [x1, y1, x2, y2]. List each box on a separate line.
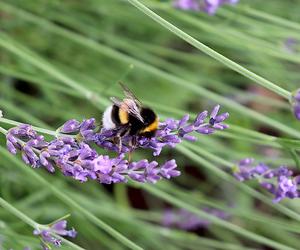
[1, 0, 300, 249]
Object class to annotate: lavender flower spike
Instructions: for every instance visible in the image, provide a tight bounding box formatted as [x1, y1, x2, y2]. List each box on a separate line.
[5, 104, 228, 185]
[234, 158, 300, 203]
[33, 219, 76, 249]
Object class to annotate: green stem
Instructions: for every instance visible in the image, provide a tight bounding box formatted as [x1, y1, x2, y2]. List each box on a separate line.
[241, 6, 300, 31]
[125, 0, 291, 99]
[0, 197, 38, 228]
[114, 184, 131, 210]
[133, 184, 295, 250]
[0, 117, 58, 136]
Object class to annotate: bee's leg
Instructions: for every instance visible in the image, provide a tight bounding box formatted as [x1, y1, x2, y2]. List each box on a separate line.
[128, 136, 137, 162]
[114, 135, 122, 153]
[115, 125, 130, 153]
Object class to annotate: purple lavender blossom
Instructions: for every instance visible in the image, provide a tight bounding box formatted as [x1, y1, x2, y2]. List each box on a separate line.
[202, 0, 221, 15]
[291, 89, 300, 120]
[173, 0, 200, 10]
[173, 0, 238, 14]
[5, 105, 228, 185]
[233, 159, 300, 202]
[93, 105, 229, 156]
[163, 207, 229, 230]
[33, 220, 76, 250]
[5, 125, 181, 184]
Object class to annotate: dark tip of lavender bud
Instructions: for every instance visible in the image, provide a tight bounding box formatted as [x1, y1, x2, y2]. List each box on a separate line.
[209, 117, 215, 125]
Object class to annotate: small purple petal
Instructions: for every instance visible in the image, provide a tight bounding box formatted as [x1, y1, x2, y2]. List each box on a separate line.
[6, 140, 17, 154]
[60, 119, 81, 133]
[194, 111, 208, 127]
[210, 105, 220, 119]
[196, 126, 215, 134]
[178, 114, 190, 127]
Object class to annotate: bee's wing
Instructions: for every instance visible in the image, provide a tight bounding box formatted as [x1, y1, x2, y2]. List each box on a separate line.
[110, 97, 123, 107]
[110, 97, 144, 123]
[119, 82, 142, 107]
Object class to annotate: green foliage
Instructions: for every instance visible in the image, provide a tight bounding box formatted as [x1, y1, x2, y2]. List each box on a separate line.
[1, 0, 300, 249]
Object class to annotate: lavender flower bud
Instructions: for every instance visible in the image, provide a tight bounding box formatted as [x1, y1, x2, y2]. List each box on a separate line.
[92, 155, 113, 174]
[160, 159, 180, 179]
[196, 126, 215, 134]
[203, 0, 221, 15]
[6, 140, 17, 154]
[33, 219, 76, 249]
[194, 111, 208, 127]
[178, 114, 190, 128]
[234, 158, 300, 203]
[239, 158, 254, 166]
[60, 119, 81, 133]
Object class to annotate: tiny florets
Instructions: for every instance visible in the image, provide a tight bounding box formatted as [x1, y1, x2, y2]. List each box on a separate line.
[233, 158, 300, 202]
[5, 105, 229, 185]
[33, 219, 76, 250]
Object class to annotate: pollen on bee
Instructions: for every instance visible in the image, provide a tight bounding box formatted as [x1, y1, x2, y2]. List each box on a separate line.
[119, 109, 129, 124]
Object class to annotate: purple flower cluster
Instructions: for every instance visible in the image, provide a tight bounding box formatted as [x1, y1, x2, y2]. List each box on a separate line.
[6, 124, 180, 184]
[173, 0, 239, 15]
[5, 105, 228, 185]
[163, 207, 229, 230]
[93, 105, 229, 156]
[233, 158, 300, 203]
[33, 220, 76, 250]
[291, 89, 300, 120]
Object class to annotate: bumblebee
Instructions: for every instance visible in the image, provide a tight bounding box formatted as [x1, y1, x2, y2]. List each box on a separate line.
[102, 83, 159, 138]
